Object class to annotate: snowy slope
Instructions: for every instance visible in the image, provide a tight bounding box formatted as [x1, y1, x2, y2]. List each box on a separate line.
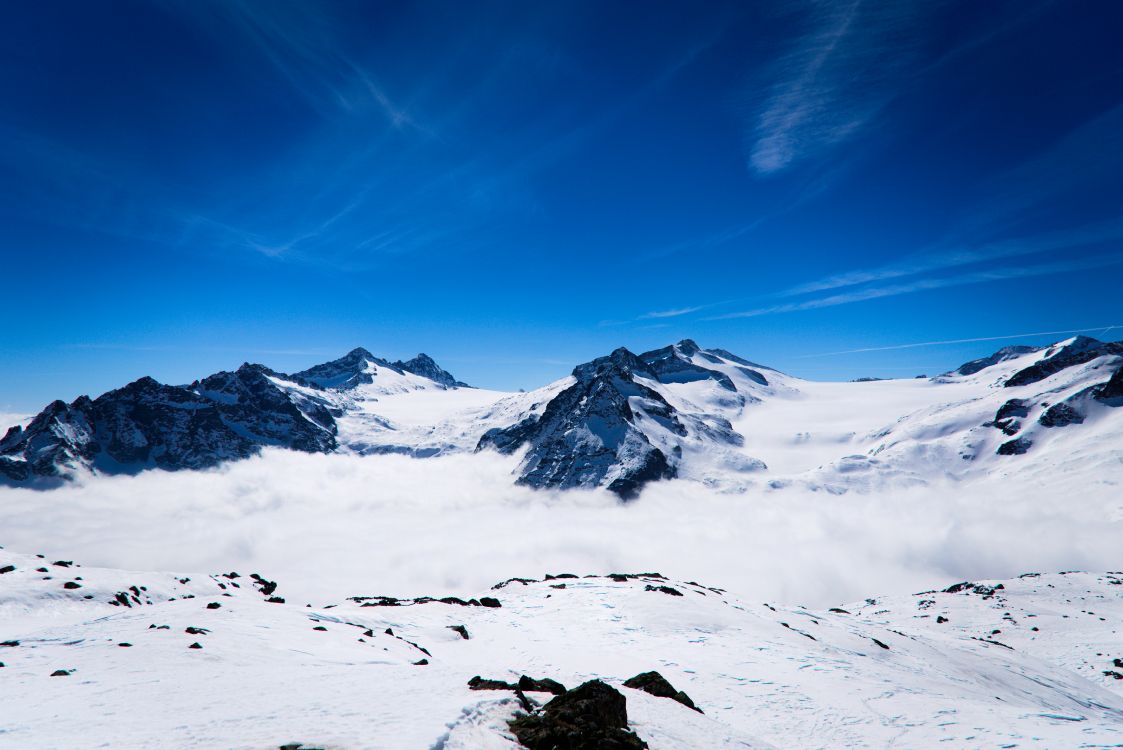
[3, 336, 1121, 498]
[1, 546, 1121, 749]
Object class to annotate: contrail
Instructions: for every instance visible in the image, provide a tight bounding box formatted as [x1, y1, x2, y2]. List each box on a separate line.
[796, 325, 1120, 358]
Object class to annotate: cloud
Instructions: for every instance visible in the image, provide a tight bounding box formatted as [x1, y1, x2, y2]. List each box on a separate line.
[745, 1, 933, 175]
[776, 217, 1123, 299]
[640, 306, 708, 320]
[164, 0, 425, 129]
[0, 449, 1119, 608]
[796, 325, 1121, 358]
[707, 253, 1123, 319]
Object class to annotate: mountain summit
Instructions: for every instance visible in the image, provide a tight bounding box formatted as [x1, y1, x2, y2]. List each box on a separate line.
[2, 337, 1121, 496]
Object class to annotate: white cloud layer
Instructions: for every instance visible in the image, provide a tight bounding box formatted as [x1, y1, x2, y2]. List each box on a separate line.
[0, 449, 1119, 608]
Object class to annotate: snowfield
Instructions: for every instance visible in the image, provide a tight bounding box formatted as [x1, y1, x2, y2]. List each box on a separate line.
[0, 546, 1121, 749]
[1, 336, 1121, 748]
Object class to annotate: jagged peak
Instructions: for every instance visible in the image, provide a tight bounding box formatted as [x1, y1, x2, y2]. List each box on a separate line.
[675, 338, 701, 355]
[392, 352, 470, 388]
[344, 346, 376, 361]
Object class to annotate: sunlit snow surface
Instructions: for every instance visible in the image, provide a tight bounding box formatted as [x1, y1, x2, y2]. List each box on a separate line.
[1, 339, 1122, 747]
[1, 548, 1121, 749]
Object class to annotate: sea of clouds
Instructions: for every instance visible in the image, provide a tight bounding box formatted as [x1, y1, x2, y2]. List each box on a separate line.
[1, 449, 1120, 607]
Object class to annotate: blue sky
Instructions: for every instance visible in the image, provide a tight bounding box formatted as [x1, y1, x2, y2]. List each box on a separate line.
[2, 0, 1122, 411]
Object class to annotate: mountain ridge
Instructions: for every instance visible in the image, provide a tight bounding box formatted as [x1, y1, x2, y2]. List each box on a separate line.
[3, 336, 1122, 495]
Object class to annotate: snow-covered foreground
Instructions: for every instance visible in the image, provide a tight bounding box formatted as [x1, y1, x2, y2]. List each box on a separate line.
[1, 545, 1121, 749]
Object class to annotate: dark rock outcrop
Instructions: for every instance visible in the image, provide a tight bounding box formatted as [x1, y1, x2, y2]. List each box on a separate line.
[1039, 402, 1085, 428]
[292, 347, 383, 390]
[293, 347, 468, 390]
[623, 671, 702, 712]
[951, 345, 1040, 377]
[468, 675, 518, 691]
[477, 348, 681, 498]
[997, 437, 1032, 456]
[0, 365, 337, 483]
[1095, 367, 1123, 405]
[391, 353, 469, 388]
[509, 679, 647, 750]
[476, 340, 759, 497]
[986, 398, 1031, 435]
[1005, 337, 1123, 388]
[518, 675, 567, 696]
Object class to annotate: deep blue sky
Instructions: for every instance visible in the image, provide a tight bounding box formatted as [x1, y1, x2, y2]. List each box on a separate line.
[2, 0, 1122, 412]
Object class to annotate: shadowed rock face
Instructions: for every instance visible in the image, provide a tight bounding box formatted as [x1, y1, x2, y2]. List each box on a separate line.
[623, 671, 702, 713]
[1096, 367, 1123, 404]
[1039, 402, 1084, 428]
[293, 347, 385, 390]
[1005, 337, 1123, 388]
[478, 348, 680, 499]
[636, 340, 735, 390]
[293, 348, 470, 391]
[2, 347, 471, 484]
[477, 341, 760, 497]
[997, 437, 1033, 456]
[508, 679, 647, 750]
[0, 365, 337, 483]
[951, 346, 1040, 376]
[391, 353, 469, 388]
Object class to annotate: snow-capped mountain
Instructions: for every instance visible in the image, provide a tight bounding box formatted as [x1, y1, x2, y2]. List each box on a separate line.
[2, 336, 1121, 496]
[477, 340, 780, 497]
[1, 545, 1121, 748]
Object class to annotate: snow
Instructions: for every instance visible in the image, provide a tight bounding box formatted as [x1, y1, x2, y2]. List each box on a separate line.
[1, 547, 1121, 749]
[2, 340, 1122, 747]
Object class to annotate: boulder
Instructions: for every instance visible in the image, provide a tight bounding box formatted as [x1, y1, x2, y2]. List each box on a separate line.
[623, 671, 702, 712]
[509, 679, 647, 750]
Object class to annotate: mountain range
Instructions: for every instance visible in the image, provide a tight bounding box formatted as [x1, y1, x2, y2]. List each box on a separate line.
[3, 335, 1122, 495]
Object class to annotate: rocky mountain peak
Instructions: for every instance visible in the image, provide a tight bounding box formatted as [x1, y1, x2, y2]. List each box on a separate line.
[392, 353, 469, 388]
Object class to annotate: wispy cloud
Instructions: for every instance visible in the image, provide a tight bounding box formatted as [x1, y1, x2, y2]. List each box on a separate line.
[796, 325, 1121, 358]
[745, 1, 933, 175]
[707, 254, 1123, 320]
[165, 0, 427, 130]
[776, 217, 1123, 299]
[640, 306, 708, 320]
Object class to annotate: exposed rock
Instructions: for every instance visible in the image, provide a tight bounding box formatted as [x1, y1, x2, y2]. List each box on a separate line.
[1095, 367, 1123, 404]
[1006, 337, 1123, 388]
[950, 346, 1040, 376]
[468, 675, 517, 691]
[1039, 402, 1084, 428]
[447, 625, 469, 640]
[478, 347, 680, 499]
[997, 437, 1032, 456]
[518, 675, 567, 695]
[623, 671, 702, 712]
[0, 365, 337, 483]
[644, 584, 683, 596]
[508, 679, 647, 750]
[391, 353, 469, 388]
[986, 399, 1031, 435]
